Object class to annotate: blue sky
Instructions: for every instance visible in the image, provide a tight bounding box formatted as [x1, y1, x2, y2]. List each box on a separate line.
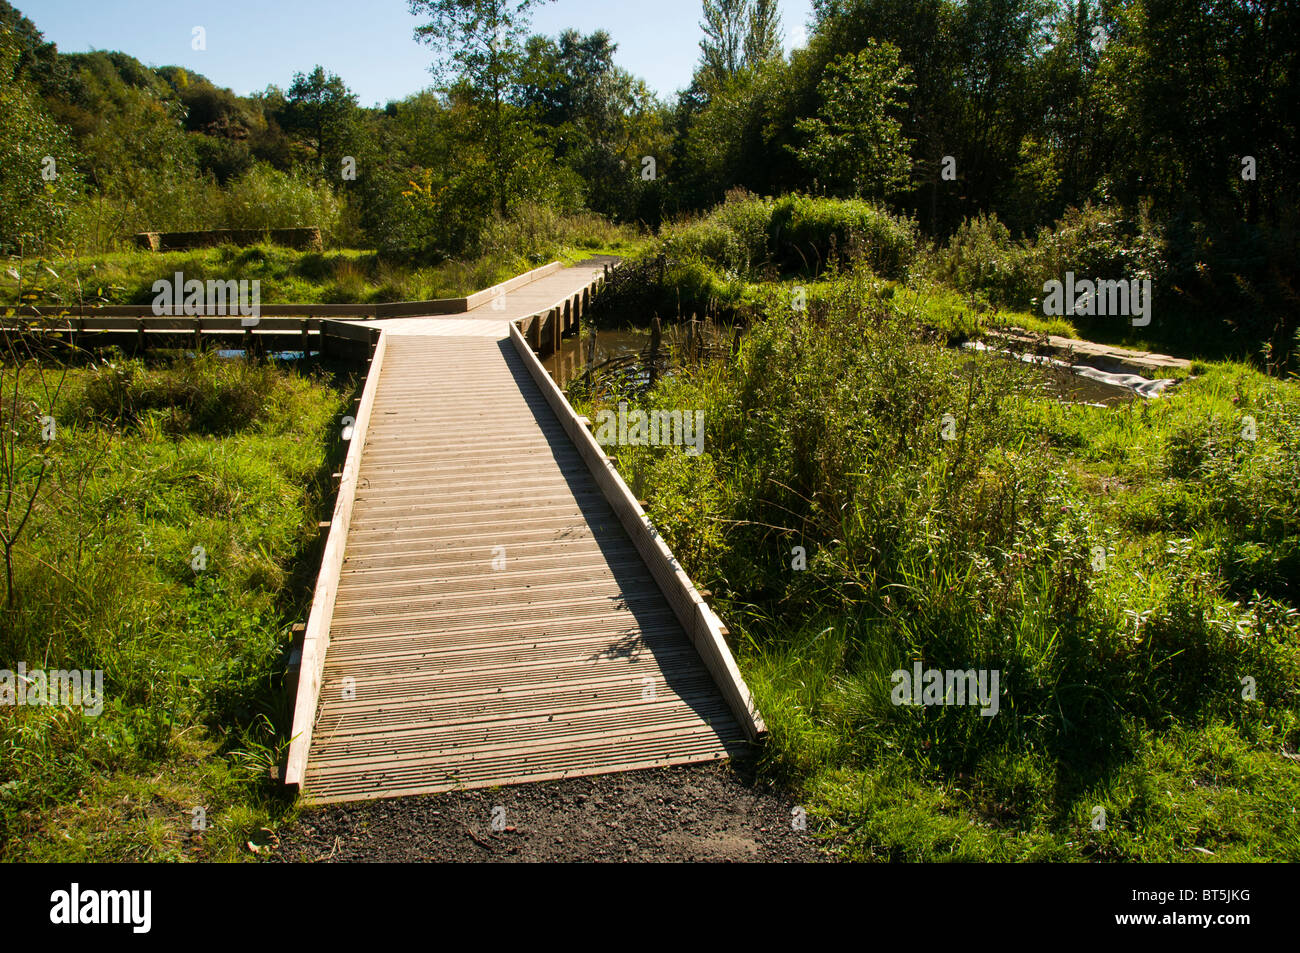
[18, 0, 816, 106]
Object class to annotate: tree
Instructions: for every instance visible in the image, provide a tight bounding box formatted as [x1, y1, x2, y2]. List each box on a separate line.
[792, 42, 914, 198]
[0, 0, 63, 95]
[743, 0, 783, 67]
[517, 29, 620, 133]
[516, 29, 672, 221]
[408, 0, 554, 216]
[281, 67, 359, 174]
[0, 25, 80, 254]
[699, 0, 749, 87]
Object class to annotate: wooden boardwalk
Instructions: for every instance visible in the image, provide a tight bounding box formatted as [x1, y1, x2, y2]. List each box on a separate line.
[288, 261, 762, 803]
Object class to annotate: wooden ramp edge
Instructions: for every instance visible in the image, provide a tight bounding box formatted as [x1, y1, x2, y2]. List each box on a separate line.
[507, 320, 767, 743]
[285, 329, 387, 789]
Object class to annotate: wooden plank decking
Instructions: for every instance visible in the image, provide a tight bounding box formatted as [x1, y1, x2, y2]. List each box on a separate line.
[292, 261, 759, 803]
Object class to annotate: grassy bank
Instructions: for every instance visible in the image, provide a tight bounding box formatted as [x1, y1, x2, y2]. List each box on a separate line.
[2, 210, 644, 309]
[591, 192, 1295, 365]
[574, 266, 1300, 861]
[0, 348, 351, 861]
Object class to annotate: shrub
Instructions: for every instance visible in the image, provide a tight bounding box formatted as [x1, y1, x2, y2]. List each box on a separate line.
[768, 193, 918, 280]
[656, 192, 919, 281]
[927, 211, 1034, 308]
[930, 203, 1168, 318]
[589, 273, 1300, 860]
[220, 164, 345, 245]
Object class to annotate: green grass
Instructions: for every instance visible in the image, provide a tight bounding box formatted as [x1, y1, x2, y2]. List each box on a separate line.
[2, 212, 645, 310]
[574, 265, 1300, 862]
[0, 350, 352, 861]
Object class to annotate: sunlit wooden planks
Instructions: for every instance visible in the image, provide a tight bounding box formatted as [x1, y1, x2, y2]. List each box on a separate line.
[300, 329, 749, 803]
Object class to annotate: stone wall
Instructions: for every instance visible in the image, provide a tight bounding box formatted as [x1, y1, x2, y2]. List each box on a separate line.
[132, 227, 323, 253]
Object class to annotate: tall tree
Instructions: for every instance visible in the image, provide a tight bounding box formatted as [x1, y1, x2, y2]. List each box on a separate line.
[743, 0, 783, 67]
[408, 0, 554, 215]
[792, 41, 914, 198]
[0, 25, 80, 253]
[699, 0, 749, 87]
[281, 67, 358, 174]
[517, 29, 672, 222]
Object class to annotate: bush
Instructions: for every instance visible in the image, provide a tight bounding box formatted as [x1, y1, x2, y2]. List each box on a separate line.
[657, 192, 919, 281]
[0, 28, 83, 255]
[220, 164, 345, 245]
[768, 194, 918, 280]
[926, 212, 1034, 308]
[662, 218, 760, 275]
[589, 273, 1300, 860]
[477, 203, 637, 265]
[930, 203, 1167, 318]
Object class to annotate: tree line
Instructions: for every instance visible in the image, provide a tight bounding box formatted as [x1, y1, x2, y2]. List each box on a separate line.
[2, 0, 1296, 348]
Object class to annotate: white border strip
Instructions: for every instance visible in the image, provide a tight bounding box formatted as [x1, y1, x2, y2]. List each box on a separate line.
[285, 331, 389, 789]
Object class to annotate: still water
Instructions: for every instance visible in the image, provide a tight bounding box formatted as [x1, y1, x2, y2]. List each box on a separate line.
[543, 329, 653, 388]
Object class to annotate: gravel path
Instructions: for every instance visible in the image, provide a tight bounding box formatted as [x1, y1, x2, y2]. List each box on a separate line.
[272, 762, 826, 863]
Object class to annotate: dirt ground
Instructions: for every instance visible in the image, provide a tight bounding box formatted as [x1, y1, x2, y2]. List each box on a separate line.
[271, 762, 828, 863]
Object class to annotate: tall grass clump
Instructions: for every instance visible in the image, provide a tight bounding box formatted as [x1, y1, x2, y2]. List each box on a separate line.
[0, 349, 351, 860]
[220, 165, 346, 246]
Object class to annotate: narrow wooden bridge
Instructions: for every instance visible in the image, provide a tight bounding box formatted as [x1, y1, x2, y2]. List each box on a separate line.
[284, 260, 764, 803]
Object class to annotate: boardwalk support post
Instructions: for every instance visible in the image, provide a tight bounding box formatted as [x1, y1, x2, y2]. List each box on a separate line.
[524, 313, 537, 352]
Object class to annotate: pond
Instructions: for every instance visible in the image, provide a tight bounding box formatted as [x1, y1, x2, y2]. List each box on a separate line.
[544, 328, 659, 389]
